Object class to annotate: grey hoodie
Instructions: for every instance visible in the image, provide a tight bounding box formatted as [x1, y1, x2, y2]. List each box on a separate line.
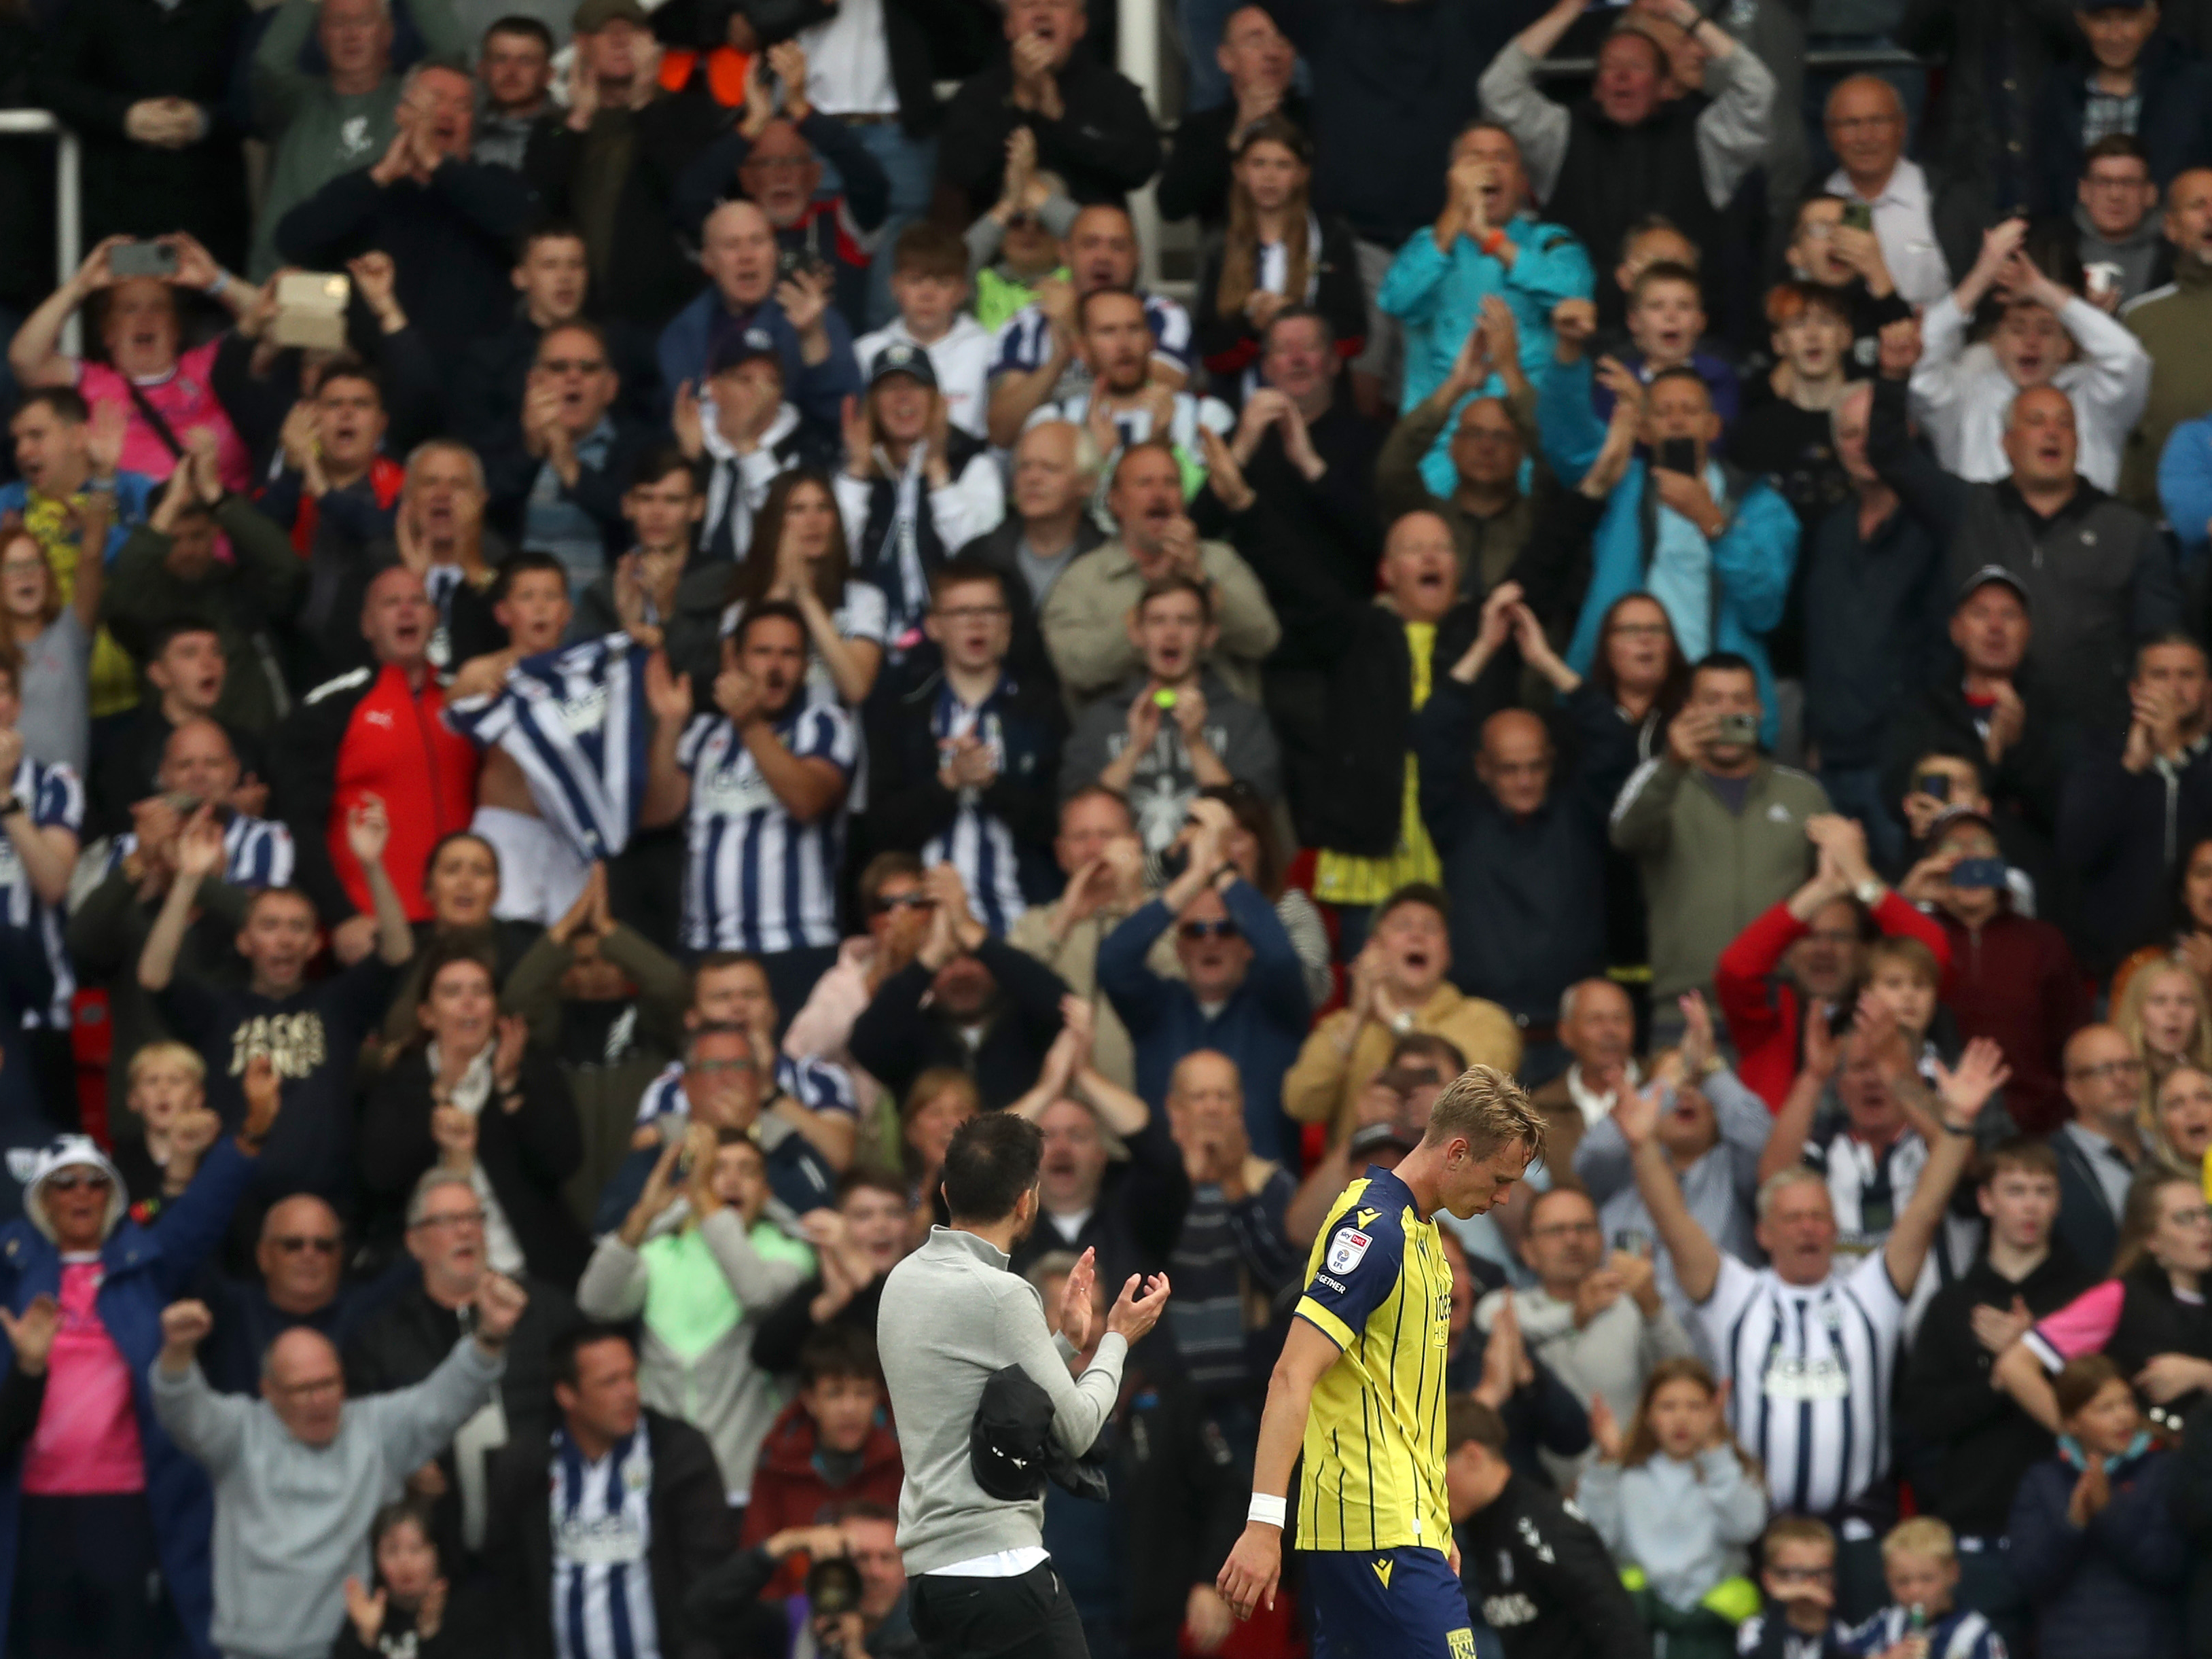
[878, 1226, 1127, 1573]
[1058, 669, 1283, 853]
[151, 1335, 502, 1659]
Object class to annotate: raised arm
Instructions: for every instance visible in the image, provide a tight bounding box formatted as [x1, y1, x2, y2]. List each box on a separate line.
[1883, 1038, 2008, 1299]
[1478, 0, 1581, 202]
[1620, 1070, 1722, 1304]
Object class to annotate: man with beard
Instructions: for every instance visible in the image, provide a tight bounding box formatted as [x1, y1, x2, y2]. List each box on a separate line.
[876, 1111, 1169, 1659]
[851, 864, 1073, 1111]
[1029, 289, 1232, 486]
[643, 603, 857, 1014]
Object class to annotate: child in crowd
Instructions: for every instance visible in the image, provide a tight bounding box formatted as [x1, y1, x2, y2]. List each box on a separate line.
[1908, 217, 2152, 492]
[2008, 1355, 2190, 1659]
[1861, 936, 1952, 1080]
[739, 1323, 904, 1594]
[1597, 259, 1741, 442]
[855, 224, 997, 444]
[1577, 1357, 1767, 1659]
[1738, 1517, 1855, 1659]
[965, 129, 1079, 334]
[1843, 1518, 2006, 1659]
[113, 1039, 223, 1221]
[334, 1501, 460, 1659]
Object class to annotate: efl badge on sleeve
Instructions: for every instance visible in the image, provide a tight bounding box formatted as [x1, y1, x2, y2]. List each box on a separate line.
[1326, 1228, 1372, 1275]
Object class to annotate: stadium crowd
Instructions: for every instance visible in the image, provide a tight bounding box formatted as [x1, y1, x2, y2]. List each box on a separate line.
[5, 0, 2212, 1649]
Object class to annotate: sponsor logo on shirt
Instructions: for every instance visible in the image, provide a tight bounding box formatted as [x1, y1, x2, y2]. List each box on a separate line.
[1326, 1227, 1372, 1275]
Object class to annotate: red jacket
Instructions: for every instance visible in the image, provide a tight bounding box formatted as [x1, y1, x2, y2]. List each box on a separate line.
[1716, 893, 1954, 1107]
[277, 661, 480, 923]
[1934, 908, 2092, 1134]
[738, 1395, 904, 1596]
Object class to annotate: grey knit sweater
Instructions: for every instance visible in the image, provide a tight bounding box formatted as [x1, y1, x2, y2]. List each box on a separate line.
[878, 1226, 1128, 1573]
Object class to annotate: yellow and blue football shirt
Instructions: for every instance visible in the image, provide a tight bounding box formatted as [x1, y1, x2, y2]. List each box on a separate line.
[1292, 1166, 1455, 1554]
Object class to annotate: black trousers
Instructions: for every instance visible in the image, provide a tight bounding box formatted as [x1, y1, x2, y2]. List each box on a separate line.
[910, 1561, 1089, 1659]
[10, 1491, 173, 1659]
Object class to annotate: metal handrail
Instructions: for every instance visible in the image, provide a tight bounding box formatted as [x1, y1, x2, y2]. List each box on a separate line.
[0, 109, 81, 354]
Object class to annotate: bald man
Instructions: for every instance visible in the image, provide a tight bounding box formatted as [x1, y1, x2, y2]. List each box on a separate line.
[658, 198, 862, 434]
[1867, 334, 2178, 728]
[1823, 76, 1953, 308]
[194, 1192, 403, 1393]
[154, 1274, 524, 1659]
[1527, 978, 1641, 1179]
[1410, 692, 1607, 1068]
[2050, 1024, 2145, 1275]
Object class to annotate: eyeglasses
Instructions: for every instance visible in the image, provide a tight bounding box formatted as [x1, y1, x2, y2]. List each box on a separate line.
[270, 1234, 341, 1255]
[2171, 1206, 2212, 1228]
[1180, 920, 1240, 941]
[2068, 1058, 2144, 1083]
[1529, 1219, 1600, 1240]
[44, 1171, 111, 1194]
[409, 1208, 487, 1232]
[935, 605, 1008, 623]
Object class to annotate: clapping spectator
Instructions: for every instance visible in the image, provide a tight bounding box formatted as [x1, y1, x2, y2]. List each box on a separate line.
[1039, 441, 1278, 709]
[1713, 813, 1949, 1108]
[1004, 790, 1150, 1090]
[1577, 1358, 1768, 1657]
[782, 853, 932, 1118]
[750, 1167, 915, 1374]
[483, 323, 648, 591]
[836, 344, 1005, 642]
[936, 0, 1162, 219]
[577, 1126, 816, 1507]
[105, 438, 305, 741]
[1097, 797, 1309, 1161]
[1573, 997, 1775, 1322]
[1478, 1185, 1696, 1480]
[0, 523, 96, 778]
[1059, 573, 1281, 853]
[2006, 1355, 2192, 1659]
[857, 226, 1000, 444]
[867, 560, 1060, 935]
[2059, 636, 2212, 976]
[332, 1501, 472, 1659]
[1005, 995, 1191, 1287]
[849, 861, 1072, 1111]
[357, 945, 588, 1285]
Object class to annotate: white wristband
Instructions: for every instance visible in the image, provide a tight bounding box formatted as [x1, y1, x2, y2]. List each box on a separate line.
[1247, 1493, 1287, 1529]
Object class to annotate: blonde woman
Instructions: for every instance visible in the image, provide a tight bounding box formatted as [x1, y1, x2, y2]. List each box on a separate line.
[2115, 957, 2212, 1086]
[2143, 1064, 2212, 1192]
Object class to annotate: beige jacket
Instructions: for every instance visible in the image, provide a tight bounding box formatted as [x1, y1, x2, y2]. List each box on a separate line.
[1008, 897, 1183, 1092]
[1283, 983, 1524, 1144]
[1039, 536, 1281, 710]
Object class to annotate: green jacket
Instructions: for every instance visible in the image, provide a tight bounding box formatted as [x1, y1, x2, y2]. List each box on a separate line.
[2122, 260, 2212, 510]
[1609, 756, 1829, 1003]
[247, 0, 468, 278]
